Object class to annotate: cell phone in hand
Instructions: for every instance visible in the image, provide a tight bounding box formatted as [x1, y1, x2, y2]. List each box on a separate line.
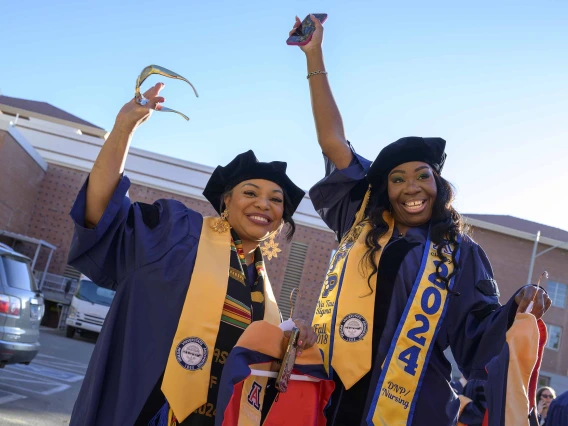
[286, 14, 328, 46]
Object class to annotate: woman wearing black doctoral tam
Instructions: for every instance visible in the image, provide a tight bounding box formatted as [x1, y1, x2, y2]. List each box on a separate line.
[66, 83, 316, 426]
[290, 16, 552, 426]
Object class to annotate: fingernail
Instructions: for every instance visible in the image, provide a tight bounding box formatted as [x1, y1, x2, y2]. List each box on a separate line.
[298, 340, 303, 346]
[298, 351, 303, 357]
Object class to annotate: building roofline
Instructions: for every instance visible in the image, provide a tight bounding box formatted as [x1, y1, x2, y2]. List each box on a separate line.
[464, 217, 568, 251]
[0, 99, 107, 137]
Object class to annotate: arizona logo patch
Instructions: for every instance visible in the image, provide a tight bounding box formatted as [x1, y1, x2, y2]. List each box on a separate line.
[247, 381, 262, 410]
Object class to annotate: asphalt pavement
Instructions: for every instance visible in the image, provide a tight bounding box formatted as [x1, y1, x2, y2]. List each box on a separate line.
[0, 326, 95, 426]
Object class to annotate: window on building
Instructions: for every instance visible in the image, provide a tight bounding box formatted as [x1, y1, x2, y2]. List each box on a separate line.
[548, 281, 567, 309]
[545, 324, 562, 351]
[277, 242, 308, 320]
[538, 375, 551, 387]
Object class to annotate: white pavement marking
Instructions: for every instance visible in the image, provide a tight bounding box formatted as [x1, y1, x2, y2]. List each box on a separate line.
[35, 353, 88, 372]
[0, 368, 70, 395]
[9, 363, 84, 382]
[0, 352, 87, 398]
[0, 390, 27, 405]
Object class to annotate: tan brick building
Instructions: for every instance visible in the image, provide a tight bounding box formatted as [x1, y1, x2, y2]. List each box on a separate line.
[1, 95, 566, 393]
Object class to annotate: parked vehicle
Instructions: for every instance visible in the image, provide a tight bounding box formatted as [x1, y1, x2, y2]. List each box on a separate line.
[0, 243, 44, 368]
[65, 277, 115, 338]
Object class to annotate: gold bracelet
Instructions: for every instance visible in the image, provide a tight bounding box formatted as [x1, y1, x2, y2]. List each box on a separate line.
[307, 70, 328, 79]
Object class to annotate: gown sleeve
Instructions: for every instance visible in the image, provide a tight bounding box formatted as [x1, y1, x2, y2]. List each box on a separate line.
[308, 143, 372, 240]
[446, 238, 520, 382]
[67, 174, 202, 290]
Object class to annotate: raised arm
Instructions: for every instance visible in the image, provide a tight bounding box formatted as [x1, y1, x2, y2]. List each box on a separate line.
[291, 15, 353, 169]
[85, 83, 165, 227]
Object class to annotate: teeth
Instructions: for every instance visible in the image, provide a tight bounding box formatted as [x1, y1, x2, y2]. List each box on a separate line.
[404, 200, 424, 207]
[250, 215, 269, 223]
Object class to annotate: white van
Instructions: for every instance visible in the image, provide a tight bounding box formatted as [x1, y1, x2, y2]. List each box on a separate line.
[65, 277, 115, 338]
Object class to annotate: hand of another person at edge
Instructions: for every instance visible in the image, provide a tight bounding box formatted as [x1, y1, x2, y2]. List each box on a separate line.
[537, 399, 549, 415]
[115, 82, 166, 132]
[515, 285, 551, 319]
[289, 14, 324, 54]
[284, 319, 317, 357]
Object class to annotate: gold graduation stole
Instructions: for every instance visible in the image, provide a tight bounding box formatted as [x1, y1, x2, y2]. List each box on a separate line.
[312, 189, 392, 388]
[312, 188, 460, 425]
[161, 217, 281, 422]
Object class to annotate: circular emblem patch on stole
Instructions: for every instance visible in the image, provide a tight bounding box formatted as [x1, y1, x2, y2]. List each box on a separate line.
[175, 337, 208, 370]
[339, 314, 368, 342]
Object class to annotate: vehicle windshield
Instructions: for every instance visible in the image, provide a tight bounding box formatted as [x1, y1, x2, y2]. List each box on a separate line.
[75, 280, 115, 307]
[1, 254, 38, 292]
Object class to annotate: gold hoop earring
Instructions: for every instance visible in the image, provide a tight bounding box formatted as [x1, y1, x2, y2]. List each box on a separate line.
[211, 209, 230, 233]
[261, 233, 281, 261]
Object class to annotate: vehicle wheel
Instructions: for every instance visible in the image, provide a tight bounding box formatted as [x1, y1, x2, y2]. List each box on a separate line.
[66, 326, 76, 338]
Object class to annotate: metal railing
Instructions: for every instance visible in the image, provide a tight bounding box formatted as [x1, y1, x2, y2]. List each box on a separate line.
[34, 271, 78, 304]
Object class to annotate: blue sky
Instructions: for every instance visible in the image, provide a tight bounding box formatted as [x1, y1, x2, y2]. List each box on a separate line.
[2, 0, 567, 231]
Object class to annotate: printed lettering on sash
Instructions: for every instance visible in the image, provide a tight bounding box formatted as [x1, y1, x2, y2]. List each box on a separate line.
[194, 402, 216, 417]
[397, 261, 447, 376]
[247, 381, 262, 410]
[369, 239, 460, 426]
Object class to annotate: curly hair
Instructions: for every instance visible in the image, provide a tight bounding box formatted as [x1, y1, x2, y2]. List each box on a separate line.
[220, 187, 296, 241]
[361, 171, 466, 295]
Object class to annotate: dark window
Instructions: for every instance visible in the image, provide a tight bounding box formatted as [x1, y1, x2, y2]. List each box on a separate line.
[1, 255, 37, 291]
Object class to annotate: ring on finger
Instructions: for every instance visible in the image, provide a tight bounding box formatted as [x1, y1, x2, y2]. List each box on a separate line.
[135, 94, 149, 106]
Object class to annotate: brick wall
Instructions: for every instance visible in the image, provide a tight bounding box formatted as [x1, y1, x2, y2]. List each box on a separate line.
[0, 130, 45, 237]
[22, 164, 89, 273]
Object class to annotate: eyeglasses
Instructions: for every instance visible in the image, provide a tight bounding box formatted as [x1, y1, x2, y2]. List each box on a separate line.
[541, 394, 554, 399]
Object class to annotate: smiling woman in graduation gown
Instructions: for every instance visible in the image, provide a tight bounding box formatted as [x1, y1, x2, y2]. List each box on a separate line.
[289, 16, 552, 426]
[67, 83, 316, 426]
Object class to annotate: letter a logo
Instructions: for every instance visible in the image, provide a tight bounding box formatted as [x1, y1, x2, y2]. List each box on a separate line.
[247, 381, 262, 410]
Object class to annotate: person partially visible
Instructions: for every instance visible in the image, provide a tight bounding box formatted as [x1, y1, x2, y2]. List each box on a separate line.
[537, 386, 557, 425]
[67, 83, 317, 426]
[290, 14, 552, 426]
[545, 390, 568, 426]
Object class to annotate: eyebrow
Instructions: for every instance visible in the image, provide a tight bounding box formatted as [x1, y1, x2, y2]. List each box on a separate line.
[389, 166, 431, 176]
[241, 183, 283, 195]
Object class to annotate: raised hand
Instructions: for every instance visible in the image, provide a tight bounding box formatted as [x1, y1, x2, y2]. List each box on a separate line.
[289, 14, 324, 54]
[115, 82, 166, 131]
[515, 284, 552, 319]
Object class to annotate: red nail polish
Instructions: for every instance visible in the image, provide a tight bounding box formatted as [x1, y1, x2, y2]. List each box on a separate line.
[298, 340, 303, 346]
